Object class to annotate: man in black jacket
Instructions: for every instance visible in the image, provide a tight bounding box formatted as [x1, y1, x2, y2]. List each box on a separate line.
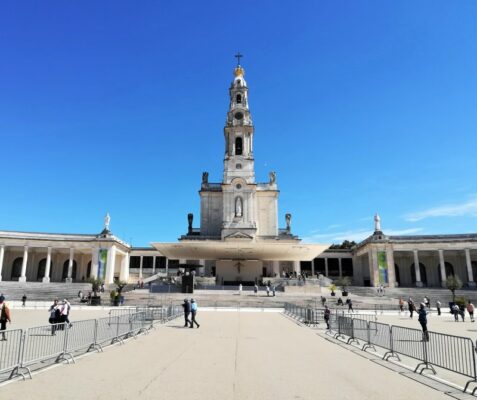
[182, 299, 192, 327]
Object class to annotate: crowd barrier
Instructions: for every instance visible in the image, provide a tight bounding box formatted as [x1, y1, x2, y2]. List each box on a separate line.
[284, 303, 477, 393]
[0, 305, 183, 382]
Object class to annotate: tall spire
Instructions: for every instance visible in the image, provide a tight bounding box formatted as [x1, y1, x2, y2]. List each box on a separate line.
[223, 57, 255, 184]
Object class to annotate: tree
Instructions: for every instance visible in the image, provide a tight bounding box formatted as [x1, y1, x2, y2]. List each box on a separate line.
[334, 276, 352, 292]
[446, 275, 462, 303]
[329, 240, 357, 250]
[88, 277, 104, 297]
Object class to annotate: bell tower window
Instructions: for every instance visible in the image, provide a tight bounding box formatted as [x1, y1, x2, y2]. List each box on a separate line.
[235, 137, 243, 155]
[236, 94, 242, 104]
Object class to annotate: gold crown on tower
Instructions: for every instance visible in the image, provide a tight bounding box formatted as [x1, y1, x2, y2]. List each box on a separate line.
[234, 65, 245, 77]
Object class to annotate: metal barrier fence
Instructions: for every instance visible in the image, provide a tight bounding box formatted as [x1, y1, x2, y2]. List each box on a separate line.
[0, 306, 182, 382]
[285, 305, 477, 393]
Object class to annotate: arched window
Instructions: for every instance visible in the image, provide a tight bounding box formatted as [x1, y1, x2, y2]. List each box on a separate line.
[410, 262, 427, 286]
[236, 94, 242, 103]
[394, 264, 400, 286]
[11, 257, 23, 280]
[235, 137, 243, 155]
[37, 258, 52, 281]
[437, 261, 454, 284]
[62, 260, 77, 281]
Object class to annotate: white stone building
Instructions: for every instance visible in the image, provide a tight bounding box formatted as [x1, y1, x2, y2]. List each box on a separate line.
[0, 62, 476, 288]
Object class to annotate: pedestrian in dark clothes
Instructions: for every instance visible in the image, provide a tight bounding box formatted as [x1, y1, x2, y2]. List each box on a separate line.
[418, 303, 429, 341]
[182, 299, 192, 327]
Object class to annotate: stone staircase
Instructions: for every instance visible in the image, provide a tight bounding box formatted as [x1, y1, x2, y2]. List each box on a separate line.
[347, 286, 477, 305]
[0, 281, 93, 303]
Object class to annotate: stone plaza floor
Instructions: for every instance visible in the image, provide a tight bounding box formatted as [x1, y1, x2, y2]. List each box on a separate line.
[0, 310, 455, 400]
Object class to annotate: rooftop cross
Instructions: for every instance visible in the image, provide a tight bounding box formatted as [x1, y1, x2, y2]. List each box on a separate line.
[235, 52, 243, 66]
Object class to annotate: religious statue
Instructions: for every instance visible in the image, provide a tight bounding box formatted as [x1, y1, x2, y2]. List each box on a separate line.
[104, 212, 111, 231]
[285, 213, 291, 232]
[202, 171, 209, 185]
[374, 213, 381, 232]
[235, 197, 243, 217]
[188, 213, 193, 234]
[269, 171, 276, 184]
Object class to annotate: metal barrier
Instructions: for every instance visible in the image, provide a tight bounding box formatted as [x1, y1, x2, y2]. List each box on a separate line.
[284, 302, 477, 393]
[0, 329, 24, 378]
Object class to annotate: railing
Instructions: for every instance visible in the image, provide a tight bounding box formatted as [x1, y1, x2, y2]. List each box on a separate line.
[285, 303, 477, 393]
[0, 306, 182, 382]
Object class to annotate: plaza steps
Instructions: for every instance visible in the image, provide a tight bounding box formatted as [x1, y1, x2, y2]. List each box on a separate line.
[0, 281, 93, 302]
[347, 286, 477, 305]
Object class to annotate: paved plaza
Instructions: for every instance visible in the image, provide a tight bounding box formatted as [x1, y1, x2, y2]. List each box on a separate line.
[0, 310, 454, 400]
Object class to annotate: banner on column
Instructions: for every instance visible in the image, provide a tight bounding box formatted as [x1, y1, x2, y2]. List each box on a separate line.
[98, 249, 108, 280]
[377, 251, 388, 284]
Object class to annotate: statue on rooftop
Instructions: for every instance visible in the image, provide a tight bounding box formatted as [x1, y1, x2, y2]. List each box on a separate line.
[269, 171, 276, 185]
[104, 213, 111, 231]
[374, 213, 381, 232]
[202, 172, 209, 185]
[285, 213, 291, 232]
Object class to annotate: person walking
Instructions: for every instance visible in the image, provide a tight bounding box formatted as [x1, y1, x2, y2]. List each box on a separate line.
[324, 305, 331, 330]
[254, 284, 258, 296]
[238, 283, 242, 295]
[190, 299, 200, 328]
[321, 296, 326, 306]
[408, 298, 415, 318]
[21, 294, 27, 307]
[272, 286, 276, 297]
[459, 303, 466, 322]
[467, 301, 475, 322]
[182, 299, 191, 328]
[49, 299, 59, 335]
[418, 303, 429, 341]
[60, 299, 72, 328]
[266, 285, 270, 297]
[347, 298, 354, 313]
[398, 297, 404, 314]
[452, 303, 460, 322]
[436, 300, 441, 316]
[0, 295, 11, 341]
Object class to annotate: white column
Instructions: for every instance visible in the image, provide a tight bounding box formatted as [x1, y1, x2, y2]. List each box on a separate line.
[43, 247, 52, 283]
[105, 245, 117, 284]
[311, 260, 315, 277]
[293, 260, 301, 274]
[272, 260, 280, 277]
[465, 249, 475, 287]
[120, 252, 129, 282]
[338, 258, 342, 277]
[19, 246, 28, 282]
[369, 248, 379, 287]
[0, 245, 4, 281]
[324, 258, 329, 276]
[90, 248, 99, 279]
[139, 255, 143, 279]
[65, 248, 74, 283]
[199, 259, 205, 276]
[439, 249, 447, 287]
[152, 256, 156, 274]
[165, 258, 169, 276]
[413, 250, 422, 287]
[385, 248, 396, 288]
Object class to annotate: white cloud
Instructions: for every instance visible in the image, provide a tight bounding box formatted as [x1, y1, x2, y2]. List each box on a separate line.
[405, 198, 477, 222]
[302, 227, 424, 244]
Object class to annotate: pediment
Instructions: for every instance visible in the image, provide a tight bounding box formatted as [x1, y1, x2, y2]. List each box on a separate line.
[224, 231, 254, 240]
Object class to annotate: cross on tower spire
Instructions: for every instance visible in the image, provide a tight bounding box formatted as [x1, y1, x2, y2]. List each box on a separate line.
[235, 52, 243, 66]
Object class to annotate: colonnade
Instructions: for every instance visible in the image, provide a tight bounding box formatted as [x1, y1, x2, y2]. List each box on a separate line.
[0, 244, 128, 284]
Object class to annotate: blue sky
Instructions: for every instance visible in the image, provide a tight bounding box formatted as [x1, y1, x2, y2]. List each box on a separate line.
[1, 1, 476, 246]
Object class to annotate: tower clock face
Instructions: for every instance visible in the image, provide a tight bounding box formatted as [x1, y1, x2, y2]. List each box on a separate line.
[234, 112, 244, 120]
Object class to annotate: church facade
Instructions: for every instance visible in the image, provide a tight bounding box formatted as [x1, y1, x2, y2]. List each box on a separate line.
[1, 62, 476, 288]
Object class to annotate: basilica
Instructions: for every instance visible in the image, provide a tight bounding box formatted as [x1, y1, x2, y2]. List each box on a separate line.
[1, 62, 476, 288]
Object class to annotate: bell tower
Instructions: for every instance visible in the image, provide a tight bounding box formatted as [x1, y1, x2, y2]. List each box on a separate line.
[223, 56, 255, 184]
